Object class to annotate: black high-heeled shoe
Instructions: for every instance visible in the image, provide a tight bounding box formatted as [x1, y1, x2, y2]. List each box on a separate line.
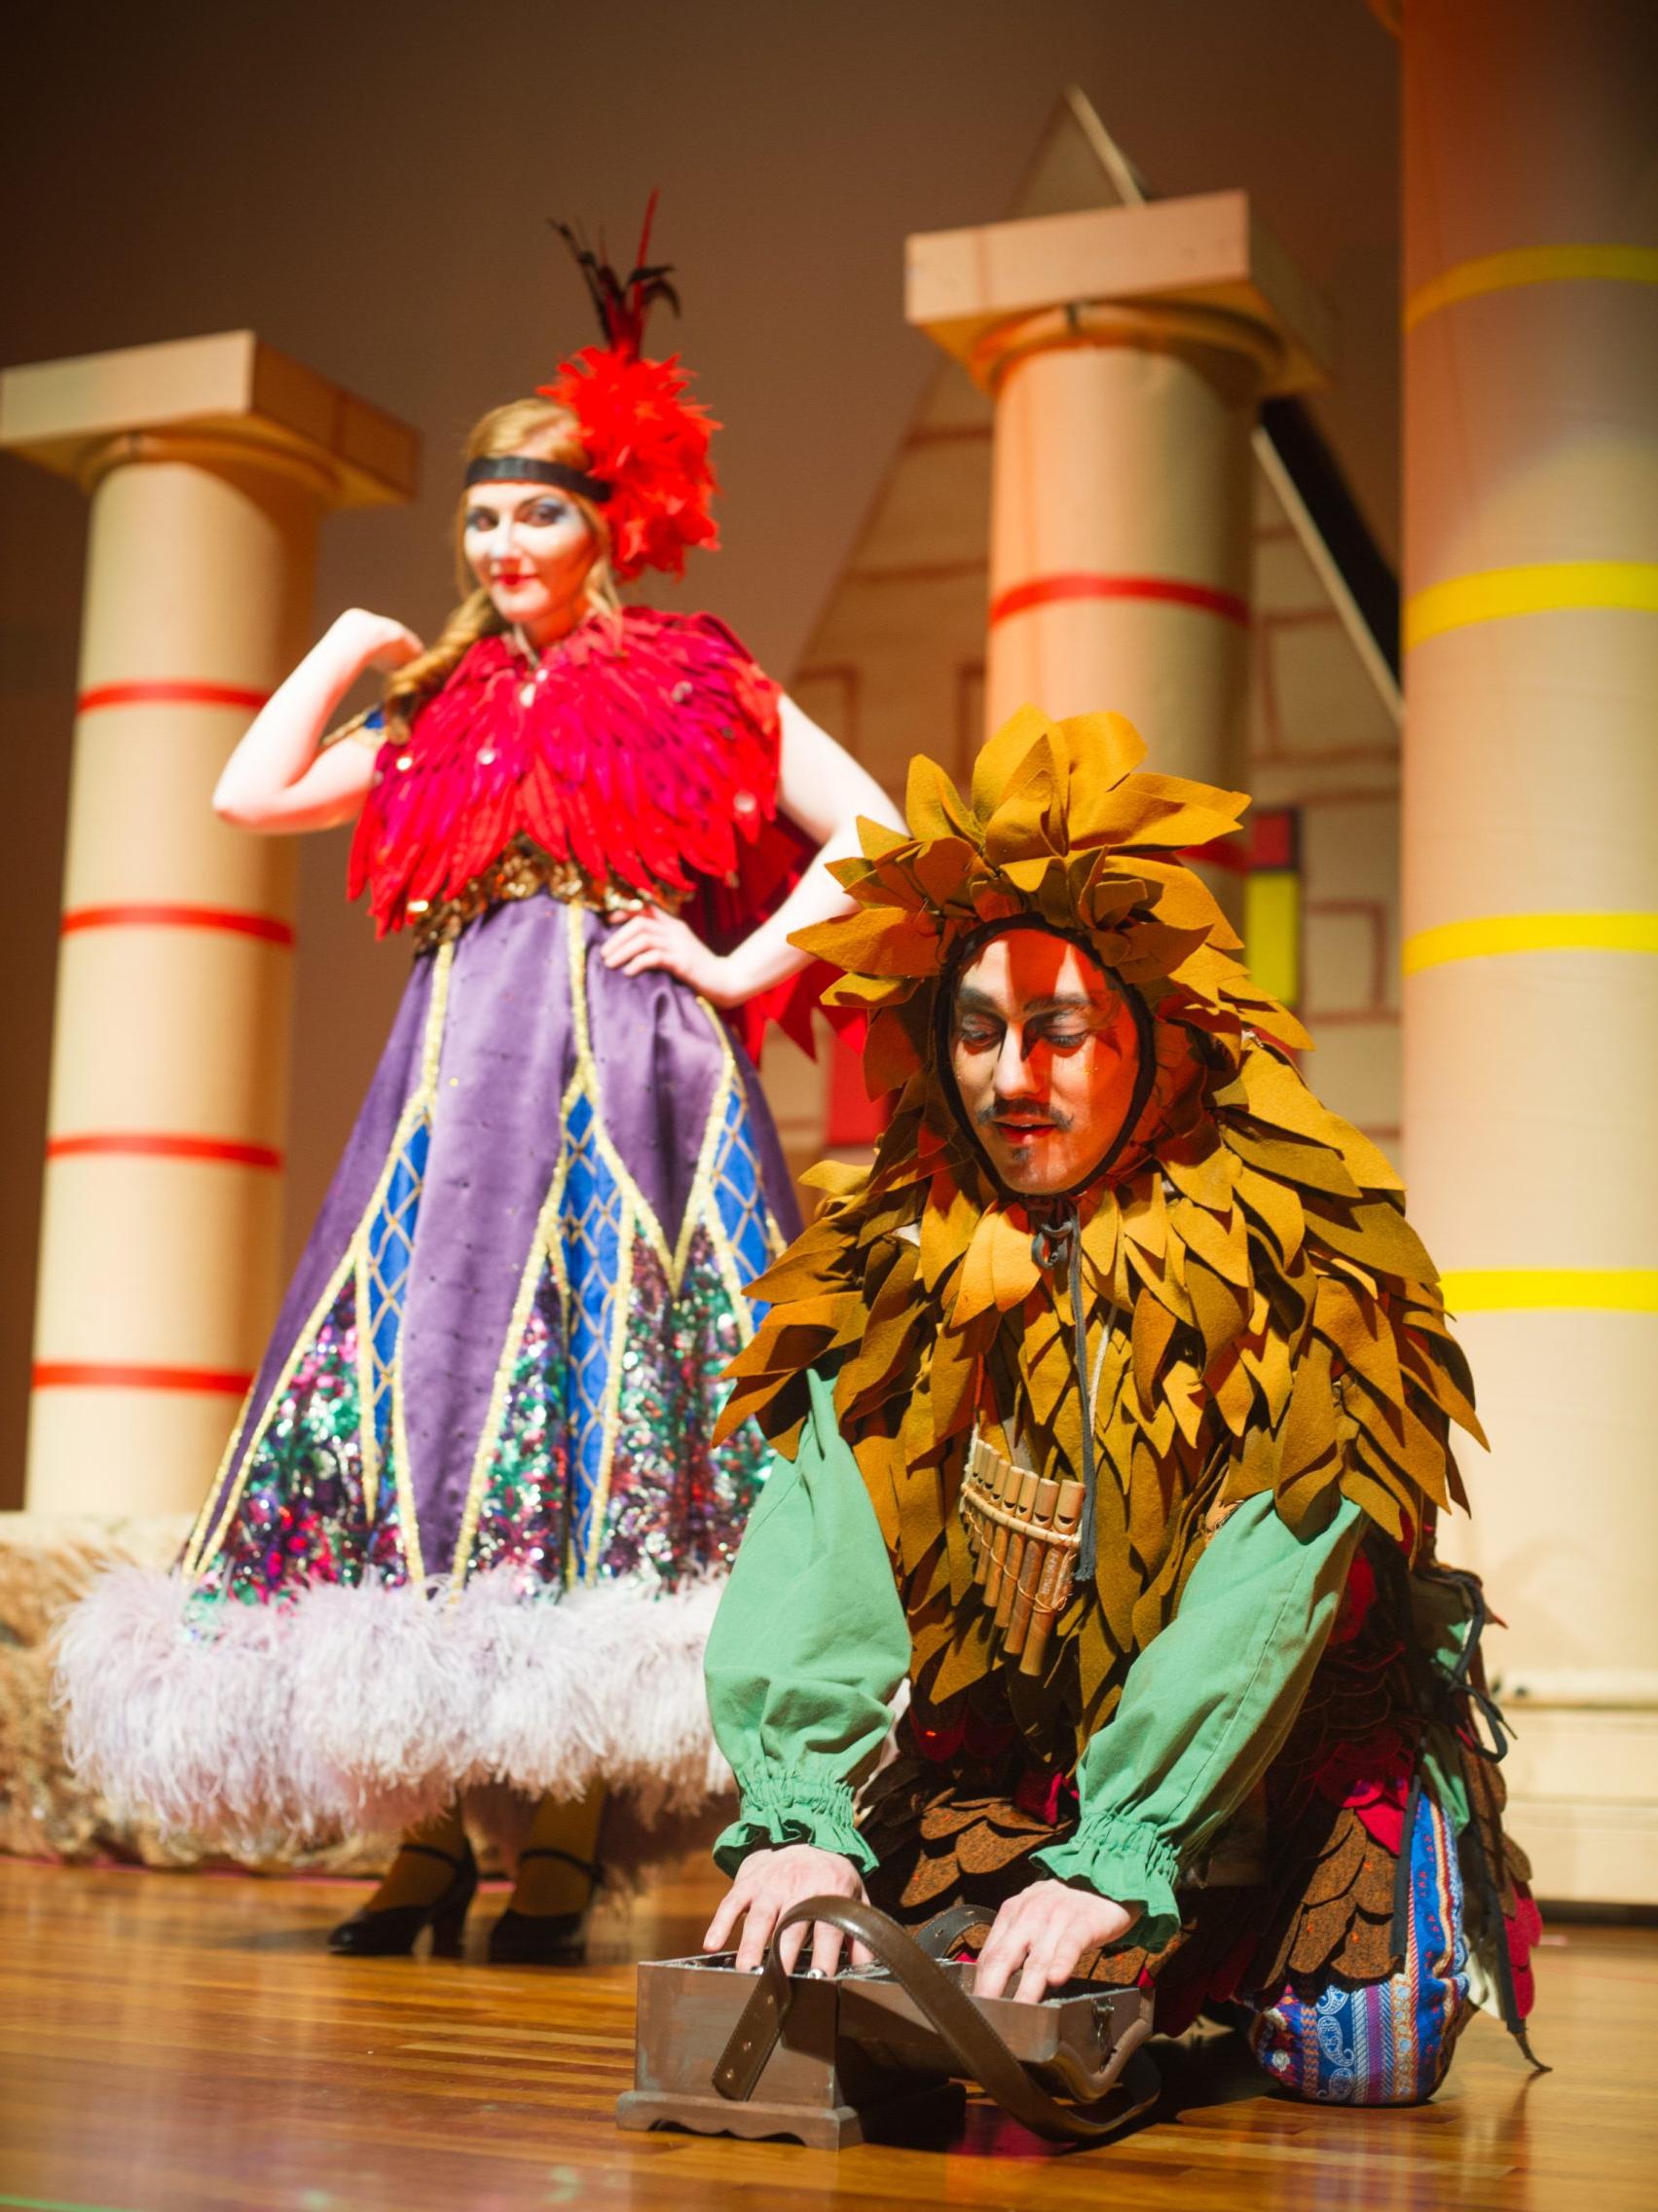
[487, 1847, 602, 1966]
[328, 1839, 478, 1958]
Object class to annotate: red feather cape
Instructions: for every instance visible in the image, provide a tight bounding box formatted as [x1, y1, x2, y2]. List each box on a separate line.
[347, 608, 830, 1060]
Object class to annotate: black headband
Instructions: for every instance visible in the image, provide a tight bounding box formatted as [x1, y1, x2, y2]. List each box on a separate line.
[463, 454, 612, 504]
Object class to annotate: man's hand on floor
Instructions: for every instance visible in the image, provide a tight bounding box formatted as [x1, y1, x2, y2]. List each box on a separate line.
[972, 1879, 1134, 2004]
[703, 1843, 873, 1977]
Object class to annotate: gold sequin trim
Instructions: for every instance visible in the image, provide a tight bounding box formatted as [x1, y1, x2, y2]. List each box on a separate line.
[408, 836, 681, 950]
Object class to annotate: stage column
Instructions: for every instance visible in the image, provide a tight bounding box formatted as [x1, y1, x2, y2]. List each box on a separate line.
[0, 332, 418, 1517]
[906, 193, 1332, 844]
[1398, 0, 1658, 1900]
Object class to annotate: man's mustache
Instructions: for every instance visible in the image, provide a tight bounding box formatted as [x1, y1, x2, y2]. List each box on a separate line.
[976, 1101, 1074, 1131]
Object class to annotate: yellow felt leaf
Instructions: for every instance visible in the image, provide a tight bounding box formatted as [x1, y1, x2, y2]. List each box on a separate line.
[1114, 919, 1220, 986]
[864, 1003, 925, 1093]
[1121, 1174, 1168, 1259]
[1227, 1126, 1363, 1199]
[1234, 1161, 1306, 1265]
[857, 815, 913, 861]
[1163, 1137, 1236, 1212]
[1239, 1049, 1404, 1192]
[1187, 1259, 1249, 1364]
[1240, 1321, 1293, 1422]
[1053, 710, 1147, 784]
[930, 1610, 998, 1703]
[852, 1433, 905, 1551]
[799, 1158, 867, 1197]
[952, 1205, 1040, 1324]
[1213, 1348, 1255, 1438]
[971, 705, 1055, 821]
[823, 971, 914, 1010]
[1397, 1395, 1454, 1511]
[1314, 1277, 1402, 1404]
[911, 835, 982, 910]
[792, 905, 941, 977]
[1341, 1459, 1409, 1544]
[1163, 1359, 1207, 1449]
[1070, 770, 1248, 854]
[1171, 1195, 1251, 1289]
[1002, 853, 1062, 894]
[1125, 856, 1243, 950]
[1276, 1336, 1340, 1489]
[920, 1177, 978, 1287]
[1302, 1195, 1436, 1286]
[1073, 1198, 1114, 1288]
[1278, 1457, 1343, 1533]
[1401, 1332, 1485, 1446]
[983, 741, 1063, 864]
[905, 753, 979, 844]
[928, 1315, 987, 1443]
[1131, 1291, 1179, 1412]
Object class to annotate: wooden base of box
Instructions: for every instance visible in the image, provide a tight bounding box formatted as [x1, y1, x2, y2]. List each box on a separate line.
[616, 2078, 967, 2148]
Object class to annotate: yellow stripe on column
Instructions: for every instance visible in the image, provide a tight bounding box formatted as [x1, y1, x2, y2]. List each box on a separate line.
[1441, 1269, 1658, 1313]
[1405, 562, 1658, 649]
[1403, 911, 1658, 974]
[1404, 243, 1658, 331]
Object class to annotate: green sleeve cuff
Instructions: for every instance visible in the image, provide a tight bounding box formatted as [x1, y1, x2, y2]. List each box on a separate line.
[1034, 1811, 1183, 1952]
[713, 1765, 879, 1878]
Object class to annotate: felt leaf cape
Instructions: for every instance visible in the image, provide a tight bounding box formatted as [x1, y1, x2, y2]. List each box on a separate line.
[718, 706, 1486, 1726]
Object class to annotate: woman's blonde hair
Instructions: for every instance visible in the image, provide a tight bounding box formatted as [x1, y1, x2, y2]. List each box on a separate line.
[380, 397, 620, 735]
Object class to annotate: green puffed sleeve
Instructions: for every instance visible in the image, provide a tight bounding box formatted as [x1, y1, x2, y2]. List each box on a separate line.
[1035, 1492, 1363, 1948]
[705, 1365, 910, 1874]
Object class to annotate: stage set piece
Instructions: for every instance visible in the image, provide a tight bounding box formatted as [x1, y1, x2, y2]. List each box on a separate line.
[54, 213, 897, 1952]
[667, 706, 1541, 2137]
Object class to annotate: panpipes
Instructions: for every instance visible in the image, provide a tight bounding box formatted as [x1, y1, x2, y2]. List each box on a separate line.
[958, 1430, 1084, 1677]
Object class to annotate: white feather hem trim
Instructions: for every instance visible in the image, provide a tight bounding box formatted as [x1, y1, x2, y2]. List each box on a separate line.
[55, 1566, 732, 1854]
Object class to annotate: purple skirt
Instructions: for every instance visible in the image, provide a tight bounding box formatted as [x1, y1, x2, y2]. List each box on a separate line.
[60, 895, 801, 1848]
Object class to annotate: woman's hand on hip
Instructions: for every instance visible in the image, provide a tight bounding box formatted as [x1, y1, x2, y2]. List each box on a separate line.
[971, 1879, 1134, 2004]
[600, 906, 736, 1004]
[702, 1844, 872, 1977]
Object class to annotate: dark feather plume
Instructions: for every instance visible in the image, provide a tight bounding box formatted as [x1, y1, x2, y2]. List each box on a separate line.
[551, 191, 681, 361]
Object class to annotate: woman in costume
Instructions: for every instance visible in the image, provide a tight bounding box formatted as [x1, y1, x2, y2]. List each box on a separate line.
[60, 216, 900, 1962]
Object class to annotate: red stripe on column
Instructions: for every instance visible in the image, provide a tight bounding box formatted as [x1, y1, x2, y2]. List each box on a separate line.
[47, 1133, 284, 1171]
[989, 572, 1251, 629]
[78, 681, 272, 715]
[61, 903, 296, 947]
[33, 1361, 254, 1395]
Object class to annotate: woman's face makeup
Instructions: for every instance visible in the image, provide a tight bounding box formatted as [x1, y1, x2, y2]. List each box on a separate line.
[462, 479, 597, 645]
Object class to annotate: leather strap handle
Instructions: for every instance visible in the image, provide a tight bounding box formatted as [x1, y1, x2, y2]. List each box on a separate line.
[712, 1895, 1158, 2145]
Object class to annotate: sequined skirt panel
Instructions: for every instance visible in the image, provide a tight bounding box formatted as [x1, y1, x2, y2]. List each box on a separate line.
[182, 893, 799, 1605]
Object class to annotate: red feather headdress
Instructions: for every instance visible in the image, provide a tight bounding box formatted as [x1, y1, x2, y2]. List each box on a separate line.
[540, 196, 719, 582]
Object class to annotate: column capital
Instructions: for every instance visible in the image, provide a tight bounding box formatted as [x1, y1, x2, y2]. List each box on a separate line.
[0, 330, 419, 508]
[905, 191, 1333, 397]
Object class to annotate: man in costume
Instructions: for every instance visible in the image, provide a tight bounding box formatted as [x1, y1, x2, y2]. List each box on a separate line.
[701, 707, 1542, 2105]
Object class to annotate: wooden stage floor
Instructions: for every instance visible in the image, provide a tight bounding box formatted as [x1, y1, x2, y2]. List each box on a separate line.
[1, 1854, 1653, 2212]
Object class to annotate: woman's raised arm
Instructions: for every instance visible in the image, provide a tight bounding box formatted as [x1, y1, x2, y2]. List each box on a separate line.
[211, 609, 423, 833]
